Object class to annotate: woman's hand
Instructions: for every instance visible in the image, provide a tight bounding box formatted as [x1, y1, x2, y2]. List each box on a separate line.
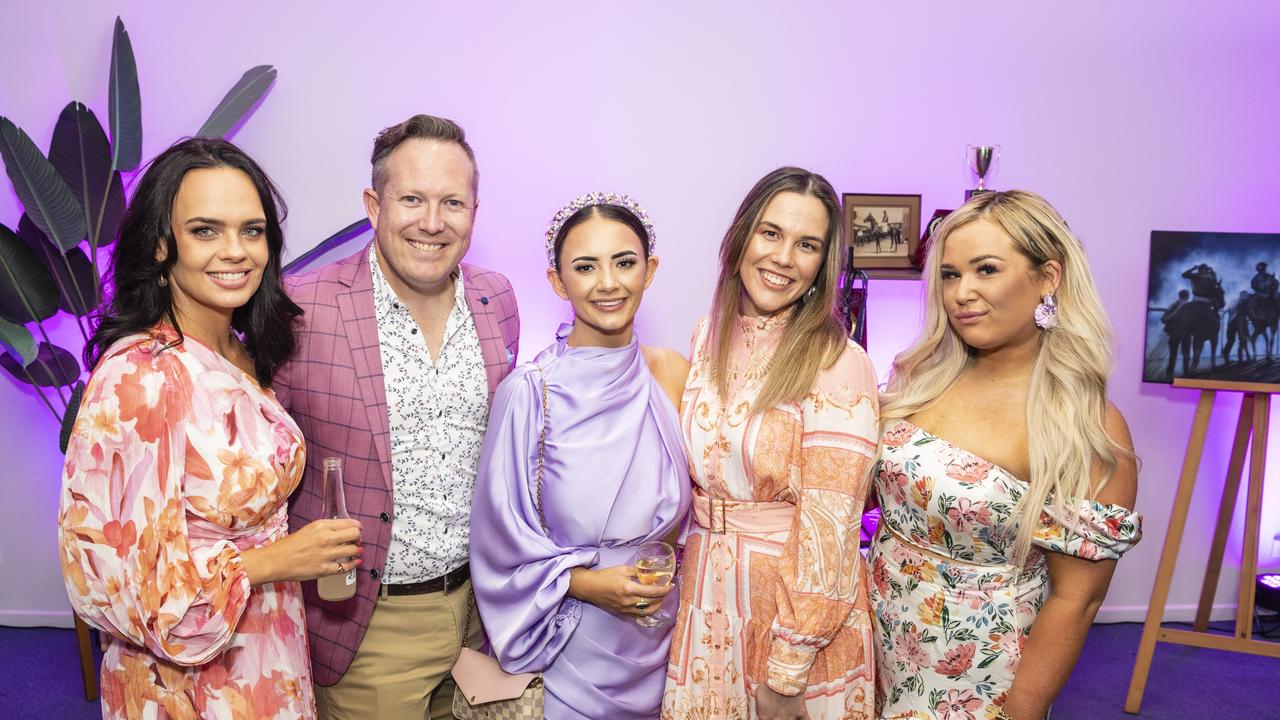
[241, 518, 363, 585]
[754, 684, 809, 720]
[567, 564, 672, 619]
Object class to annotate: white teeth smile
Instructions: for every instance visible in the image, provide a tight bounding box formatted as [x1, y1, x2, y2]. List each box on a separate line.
[592, 299, 624, 309]
[408, 240, 445, 252]
[209, 272, 248, 280]
[760, 270, 793, 287]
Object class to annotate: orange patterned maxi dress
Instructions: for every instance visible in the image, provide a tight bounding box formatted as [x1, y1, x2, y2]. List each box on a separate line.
[663, 315, 878, 719]
[58, 327, 314, 719]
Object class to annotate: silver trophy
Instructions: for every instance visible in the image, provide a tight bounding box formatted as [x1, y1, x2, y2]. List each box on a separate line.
[965, 145, 1002, 196]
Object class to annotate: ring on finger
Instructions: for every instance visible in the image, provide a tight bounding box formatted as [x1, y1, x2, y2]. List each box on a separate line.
[634, 600, 652, 611]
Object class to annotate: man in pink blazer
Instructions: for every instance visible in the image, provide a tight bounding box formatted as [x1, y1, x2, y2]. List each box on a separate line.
[275, 115, 519, 719]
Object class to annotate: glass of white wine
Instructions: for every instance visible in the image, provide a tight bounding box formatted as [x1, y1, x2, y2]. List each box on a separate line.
[633, 541, 676, 628]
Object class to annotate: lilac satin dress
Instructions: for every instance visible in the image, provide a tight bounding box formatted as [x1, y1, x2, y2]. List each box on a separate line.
[470, 327, 692, 720]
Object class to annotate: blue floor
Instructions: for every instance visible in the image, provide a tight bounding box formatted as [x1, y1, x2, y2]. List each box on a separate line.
[1057, 621, 1280, 719]
[1, 621, 1277, 718]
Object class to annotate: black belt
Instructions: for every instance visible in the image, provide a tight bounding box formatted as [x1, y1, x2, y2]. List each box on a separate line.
[382, 563, 470, 596]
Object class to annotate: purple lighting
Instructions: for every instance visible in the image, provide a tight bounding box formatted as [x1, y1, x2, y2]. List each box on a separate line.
[1257, 573, 1280, 613]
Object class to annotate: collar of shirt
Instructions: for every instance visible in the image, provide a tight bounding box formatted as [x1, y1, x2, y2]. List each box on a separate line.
[368, 243, 472, 328]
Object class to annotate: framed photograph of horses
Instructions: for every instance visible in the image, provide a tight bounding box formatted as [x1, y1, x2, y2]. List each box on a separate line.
[844, 193, 922, 277]
[1142, 230, 1280, 384]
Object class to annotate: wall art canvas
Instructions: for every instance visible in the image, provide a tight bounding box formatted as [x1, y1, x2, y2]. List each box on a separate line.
[1143, 230, 1280, 384]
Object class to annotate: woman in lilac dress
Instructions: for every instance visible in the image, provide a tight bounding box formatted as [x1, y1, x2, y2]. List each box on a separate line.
[470, 193, 692, 719]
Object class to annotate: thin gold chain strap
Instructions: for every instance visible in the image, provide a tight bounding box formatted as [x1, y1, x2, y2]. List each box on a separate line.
[534, 367, 549, 532]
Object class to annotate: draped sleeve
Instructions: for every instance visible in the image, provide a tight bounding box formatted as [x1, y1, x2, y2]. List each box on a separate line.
[469, 365, 601, 674]
[57, 340, 252, 666]
[766, 340, 880, 695]
[1033, 499, 1143, 561]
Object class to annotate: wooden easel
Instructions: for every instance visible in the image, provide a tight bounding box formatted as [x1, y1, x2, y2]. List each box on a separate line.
[75, 613, 98, 700]
[1125, 378, 1280, 714]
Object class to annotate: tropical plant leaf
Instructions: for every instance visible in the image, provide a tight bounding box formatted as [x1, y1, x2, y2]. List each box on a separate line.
[0, 118, 88, 253]
[60, 381, 86, 453]
[109, 17, 142, 172]
[49, 102, 125, 249]
[0, 342, 81, 387]
[58, 248, 99, 316]
[197, 65, 277, 138]
[283, 218, 372, 274]
[0, 315, 36, 367]
[0, 222, 61, 324]
[18, 216, 100, 316]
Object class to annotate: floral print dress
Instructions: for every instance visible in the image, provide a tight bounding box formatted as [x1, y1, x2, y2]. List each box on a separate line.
[59, 326, 314, 719]
[869, 420, 1142, 719]
[664, 315, 879, 719]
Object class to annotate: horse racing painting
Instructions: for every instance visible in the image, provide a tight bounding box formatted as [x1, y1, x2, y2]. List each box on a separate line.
[1143, 230, 1280, 384]
[844, 193, 921, 274]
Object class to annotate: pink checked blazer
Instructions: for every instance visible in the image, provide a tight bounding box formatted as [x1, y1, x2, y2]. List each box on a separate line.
[275, 243, 519, 686]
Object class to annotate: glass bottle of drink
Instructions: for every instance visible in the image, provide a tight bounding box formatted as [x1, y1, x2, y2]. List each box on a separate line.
[316, 457, 357, 601]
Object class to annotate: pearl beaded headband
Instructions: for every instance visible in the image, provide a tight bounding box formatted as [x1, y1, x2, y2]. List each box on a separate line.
[545, 192, 656, 267]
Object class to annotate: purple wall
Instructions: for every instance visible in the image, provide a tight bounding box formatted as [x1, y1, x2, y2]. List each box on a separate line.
[3, 1, 1279, 625]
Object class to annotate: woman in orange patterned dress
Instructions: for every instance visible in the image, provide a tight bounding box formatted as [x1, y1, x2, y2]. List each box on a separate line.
[664, 167, 878, 720]
[59, 138, 362, 719]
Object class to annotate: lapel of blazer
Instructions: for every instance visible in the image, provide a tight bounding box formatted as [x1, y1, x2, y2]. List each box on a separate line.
[337, 246, 394, 494]
[462, 264, 506, 403]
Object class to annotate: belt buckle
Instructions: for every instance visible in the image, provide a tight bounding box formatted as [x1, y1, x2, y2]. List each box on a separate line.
[708, 497, 728, 534]
[442, 565, 466, 595]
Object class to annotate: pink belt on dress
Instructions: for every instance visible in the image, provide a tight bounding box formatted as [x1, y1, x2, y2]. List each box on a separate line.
[692, 489, 795, 534]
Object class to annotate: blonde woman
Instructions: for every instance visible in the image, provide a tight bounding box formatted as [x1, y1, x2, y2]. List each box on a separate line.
[664, 167, 879, 720]
[870, 190, 1142, 720]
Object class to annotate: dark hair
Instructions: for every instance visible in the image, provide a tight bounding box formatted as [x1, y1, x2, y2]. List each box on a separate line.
[551, 204, 651, 270]
[370, 114, 477, 193]
[85, 137, 302, 386]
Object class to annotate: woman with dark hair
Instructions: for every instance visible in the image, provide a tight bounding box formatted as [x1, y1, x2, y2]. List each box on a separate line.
[59, 138, 362, 719]
[664, 168, 879, 719]
[470, 193, 692, 718]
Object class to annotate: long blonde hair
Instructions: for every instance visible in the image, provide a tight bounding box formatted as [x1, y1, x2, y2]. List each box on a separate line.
[880, 190, 1123, 563]
[708, 167, 847, 410]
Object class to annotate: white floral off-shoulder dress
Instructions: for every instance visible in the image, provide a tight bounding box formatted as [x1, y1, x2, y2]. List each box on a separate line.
[869, 419, 1141, 720]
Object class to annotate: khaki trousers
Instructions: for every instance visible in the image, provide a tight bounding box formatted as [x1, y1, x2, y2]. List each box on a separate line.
[316, 579, 481, 720]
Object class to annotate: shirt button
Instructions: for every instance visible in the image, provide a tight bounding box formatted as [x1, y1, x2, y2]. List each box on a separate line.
[411, 328, 418, 335]
[480, 296, 489, 305]
[380, 512, 390, 523]
[370, 568, 380, 580]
